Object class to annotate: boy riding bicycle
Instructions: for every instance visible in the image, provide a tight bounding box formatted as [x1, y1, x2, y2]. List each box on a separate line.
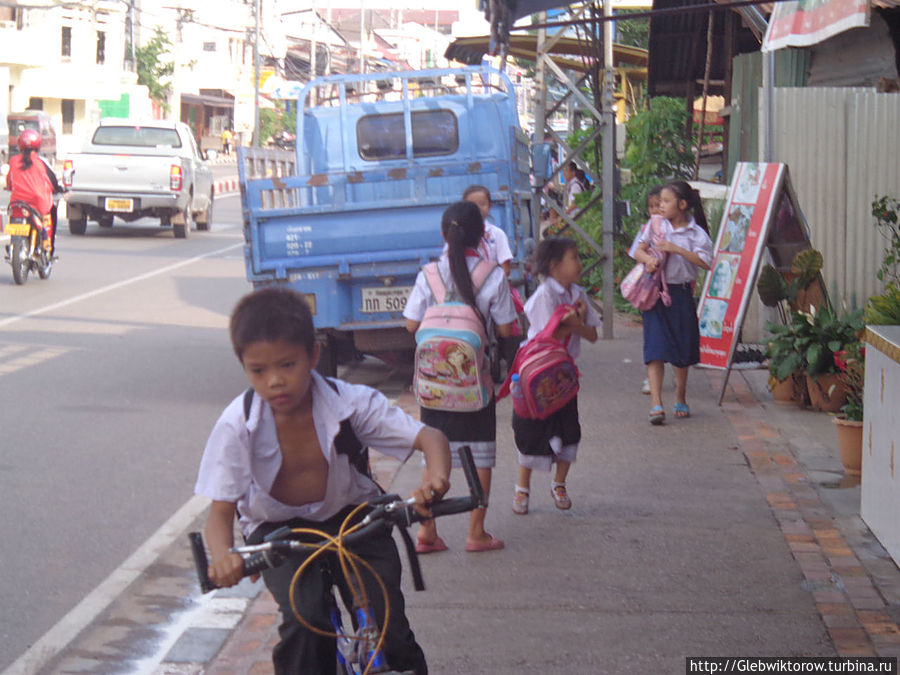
[195, 286, 451, 674]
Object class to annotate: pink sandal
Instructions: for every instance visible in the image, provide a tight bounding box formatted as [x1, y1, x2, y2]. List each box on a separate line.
[512, 487, 529, 515]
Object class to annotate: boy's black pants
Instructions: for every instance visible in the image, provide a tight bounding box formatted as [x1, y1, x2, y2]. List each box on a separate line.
[247, 506, 427, 675]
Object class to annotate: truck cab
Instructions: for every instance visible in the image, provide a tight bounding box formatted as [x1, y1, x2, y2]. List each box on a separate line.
[238, 66, 533, 374]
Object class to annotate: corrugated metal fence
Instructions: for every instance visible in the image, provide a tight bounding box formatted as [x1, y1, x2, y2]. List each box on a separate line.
[772, 87, 900, 309]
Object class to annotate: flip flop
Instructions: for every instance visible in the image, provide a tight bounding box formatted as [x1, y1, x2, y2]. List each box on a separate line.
[415, 536, 448, 554]
[649, 405, 665, 425]
[464, 535, 505, 553]
[674, 402, 691, 418]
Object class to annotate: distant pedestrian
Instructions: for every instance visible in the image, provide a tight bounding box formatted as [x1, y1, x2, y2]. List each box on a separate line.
[404, 200, 518, 553]
[461, 184, 513, 276]
[633, 180, 713, 424]
[511, 237, 599, 515]
[562, 161, 584, 214]
[221, 128, 233, 155]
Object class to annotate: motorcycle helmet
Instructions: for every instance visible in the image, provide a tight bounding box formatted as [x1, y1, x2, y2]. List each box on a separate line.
[17, 128, 41, 151]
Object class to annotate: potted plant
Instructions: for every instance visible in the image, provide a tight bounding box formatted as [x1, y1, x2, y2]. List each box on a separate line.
[795, 305, 864, 411]
[832, 340, 865, 476]
[763, 319, 806, 404]
[866, 281, 900, 326]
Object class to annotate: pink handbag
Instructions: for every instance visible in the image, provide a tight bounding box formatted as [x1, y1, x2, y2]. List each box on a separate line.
[620, 215, 671, 312]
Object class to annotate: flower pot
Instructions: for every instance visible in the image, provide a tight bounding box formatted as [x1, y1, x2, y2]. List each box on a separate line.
[769, 374, 803, 405]
[833, 416, 863, 476]
[806, 373, 848, 413]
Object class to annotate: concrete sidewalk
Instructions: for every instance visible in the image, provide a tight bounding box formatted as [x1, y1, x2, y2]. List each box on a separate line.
[37, 315, 900, 674]
[188, 317, 900, 674]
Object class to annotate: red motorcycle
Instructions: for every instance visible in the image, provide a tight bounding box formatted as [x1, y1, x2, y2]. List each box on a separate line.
[4, 200, 53, 284]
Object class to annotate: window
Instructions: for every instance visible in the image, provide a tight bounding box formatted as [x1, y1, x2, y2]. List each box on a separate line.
[62, 100, 75, 134]
[28, 97, 43, 110]
[96, 31, 105, 64]
[203, 42, 216, 52]
[92, 126, 182, 148]
[61, 26, 71, 58]
[357, 110, 458, 161]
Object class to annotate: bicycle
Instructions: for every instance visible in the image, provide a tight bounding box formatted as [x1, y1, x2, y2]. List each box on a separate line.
[189, 445, 485, 675]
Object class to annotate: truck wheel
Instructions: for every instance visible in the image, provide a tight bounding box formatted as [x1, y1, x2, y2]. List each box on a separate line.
[196, 190, 214, 231]
[68, 217, 87, 235]
[98, 215, 114, 228]
[316, 338, 339, 378]
[173, 207, 192, 239]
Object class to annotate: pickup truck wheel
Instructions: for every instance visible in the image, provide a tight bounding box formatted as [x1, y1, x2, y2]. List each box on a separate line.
[196, 190, 213, 231]
[68, 217, 87, 235]
[173, 207, 193, 239]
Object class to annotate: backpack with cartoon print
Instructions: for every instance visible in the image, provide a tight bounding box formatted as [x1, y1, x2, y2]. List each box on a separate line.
[413, 260, 495, 412]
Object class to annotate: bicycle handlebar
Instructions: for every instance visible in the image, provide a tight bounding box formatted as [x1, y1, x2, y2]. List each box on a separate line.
[189, 445, 484, 594]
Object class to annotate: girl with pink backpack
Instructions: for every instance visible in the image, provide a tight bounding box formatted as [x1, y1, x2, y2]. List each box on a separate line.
[632, 181, 713, 425]
[508, 237, 599, 515]
[403, 200, 518, 553]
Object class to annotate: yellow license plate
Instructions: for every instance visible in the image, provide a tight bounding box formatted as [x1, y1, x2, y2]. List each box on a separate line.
[4, 222, 31, 236]
[105, 198, 134, 212]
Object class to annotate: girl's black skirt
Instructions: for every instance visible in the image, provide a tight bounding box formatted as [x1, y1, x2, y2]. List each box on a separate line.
[512, 395, 581, 456]
[420, 397, 496, 443]
[642, 283, 700, 367]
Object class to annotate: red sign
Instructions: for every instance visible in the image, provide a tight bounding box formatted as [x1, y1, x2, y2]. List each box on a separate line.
[697, 163, 786, 369]
[763, 0, 870, 51]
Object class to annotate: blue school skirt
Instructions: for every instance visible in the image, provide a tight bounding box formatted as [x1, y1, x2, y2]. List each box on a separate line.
[642, 283, 700, 367]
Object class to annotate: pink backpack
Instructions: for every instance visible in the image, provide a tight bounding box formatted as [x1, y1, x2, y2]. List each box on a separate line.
[620, 214, 671, 312]
[497, 304, 580, 420]
[413, 260, 496, 412]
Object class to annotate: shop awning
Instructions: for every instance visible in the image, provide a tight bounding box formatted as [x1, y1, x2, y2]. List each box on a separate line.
[180, 93, 235, 108]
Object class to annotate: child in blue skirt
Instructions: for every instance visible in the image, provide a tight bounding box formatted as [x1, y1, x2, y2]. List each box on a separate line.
[633, 180, 713, 425]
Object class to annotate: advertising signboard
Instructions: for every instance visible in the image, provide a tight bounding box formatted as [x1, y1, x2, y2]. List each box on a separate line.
[763, 0, 870, 51]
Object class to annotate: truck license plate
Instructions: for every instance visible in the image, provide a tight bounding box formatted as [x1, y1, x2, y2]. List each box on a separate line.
[361, 286, 412, 313]
[105, 198, 134, 212]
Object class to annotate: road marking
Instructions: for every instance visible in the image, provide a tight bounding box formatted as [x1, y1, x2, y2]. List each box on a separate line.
[0, 344, 70, 376]
[0, 496, 211, 675]
[0, 242, 244, 329]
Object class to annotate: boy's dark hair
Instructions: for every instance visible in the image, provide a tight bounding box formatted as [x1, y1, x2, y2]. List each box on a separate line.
[534, 236, 578, 277]
[441, 200, 485, 312]
[462, 184, 491, 202]
[230, 286, 316, 361]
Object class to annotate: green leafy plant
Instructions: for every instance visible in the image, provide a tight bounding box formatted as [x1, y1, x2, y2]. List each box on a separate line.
[834, 341, 865, 421]
[871, 195, 900, 284]
[135, 27, 174, 114]
[765, 320, 806, 382]
[865, 281, 900, 325]
[756, 249, 824, 310]
[790, 305, 865, 379]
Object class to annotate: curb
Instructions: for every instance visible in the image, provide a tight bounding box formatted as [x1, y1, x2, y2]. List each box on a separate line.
[214, 178, 239, 195]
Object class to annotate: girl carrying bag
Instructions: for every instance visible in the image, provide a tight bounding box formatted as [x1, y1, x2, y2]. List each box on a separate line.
[620, 214, 671, 312]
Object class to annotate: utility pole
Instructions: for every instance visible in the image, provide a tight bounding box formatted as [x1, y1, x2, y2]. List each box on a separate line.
[253, 0, 261, 147]
[601, 0, 615, 338]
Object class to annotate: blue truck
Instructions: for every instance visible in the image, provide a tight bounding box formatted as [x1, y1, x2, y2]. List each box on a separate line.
[237, 66, 533, 375]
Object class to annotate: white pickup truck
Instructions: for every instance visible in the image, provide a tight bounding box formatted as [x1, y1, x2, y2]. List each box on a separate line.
[63, 119, 214, 238]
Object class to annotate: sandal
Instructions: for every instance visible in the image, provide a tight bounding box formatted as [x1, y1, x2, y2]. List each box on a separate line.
[414, 536, 448, 554]
[551, 482, 572, 510]
[649, 405, 665, 425]
[674, 402, 691, 418]
[512, 486, 529, 515]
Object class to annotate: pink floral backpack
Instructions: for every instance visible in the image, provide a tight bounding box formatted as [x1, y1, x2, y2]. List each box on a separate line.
[497, 304, 580, 419]
[620, 214, 671, 312]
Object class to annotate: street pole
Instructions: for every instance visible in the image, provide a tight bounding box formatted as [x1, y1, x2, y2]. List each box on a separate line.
[531, 13, 548, 239]
[253, 0, 261, 147]
[601, 0, 615, 338]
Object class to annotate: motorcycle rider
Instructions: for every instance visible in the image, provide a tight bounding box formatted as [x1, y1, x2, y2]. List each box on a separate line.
[5, 128, 64, 256]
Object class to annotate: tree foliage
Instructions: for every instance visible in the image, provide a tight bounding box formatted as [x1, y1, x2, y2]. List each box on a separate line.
[135, 27, 175, 113]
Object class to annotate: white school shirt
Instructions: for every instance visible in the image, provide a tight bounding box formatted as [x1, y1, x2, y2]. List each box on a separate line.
[441, 220, 513, 267]
[638, 217, 713, 285]
[403, 254, 518, 327]
[194, 372, 423, 538]
[523, 277, 600, 359]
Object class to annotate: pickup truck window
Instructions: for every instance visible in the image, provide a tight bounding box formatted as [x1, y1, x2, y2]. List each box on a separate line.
[357, 110, 458, 160]
[92, 126, 183, 148]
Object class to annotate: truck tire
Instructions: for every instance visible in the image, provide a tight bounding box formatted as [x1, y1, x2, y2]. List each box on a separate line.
[196, 189, 214, 231]
[173, 206, 192, 239]
[315, 337, 339, 378]
[68, 217, 87, 235]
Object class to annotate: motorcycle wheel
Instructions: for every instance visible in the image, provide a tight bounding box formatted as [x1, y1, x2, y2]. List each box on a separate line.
[11, 239, 30, 285]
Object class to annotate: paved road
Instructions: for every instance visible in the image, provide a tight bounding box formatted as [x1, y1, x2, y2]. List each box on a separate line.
[0, 179, 247, 671]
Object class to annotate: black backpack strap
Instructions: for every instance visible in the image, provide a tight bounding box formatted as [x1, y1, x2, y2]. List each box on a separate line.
[243, 383, 372, 479]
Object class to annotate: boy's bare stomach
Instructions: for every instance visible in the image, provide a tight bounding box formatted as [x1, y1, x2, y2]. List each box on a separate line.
[270, 464, 329, 506]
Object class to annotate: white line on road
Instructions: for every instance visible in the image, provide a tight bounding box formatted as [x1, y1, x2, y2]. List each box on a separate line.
[0, 241, 244, 329]
[0, 496, 211, 675]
